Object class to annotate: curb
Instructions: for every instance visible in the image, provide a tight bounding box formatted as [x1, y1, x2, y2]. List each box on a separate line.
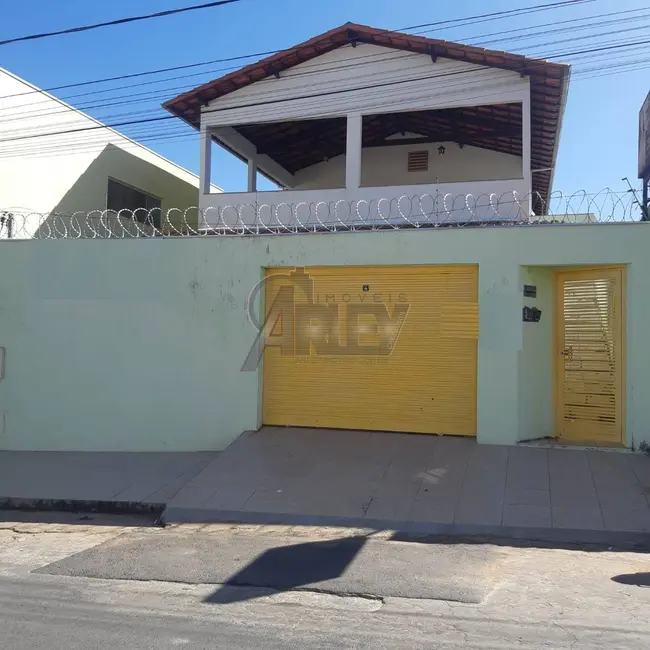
[0, 497, 164, 519]
[161, 506, 650, 551]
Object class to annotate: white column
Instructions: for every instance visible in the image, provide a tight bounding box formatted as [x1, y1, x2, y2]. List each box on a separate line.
[522, 87, 532, 207]
[345, 114, 363, 189]
[199, 123, 212, 195]
[247, 151, 258, 192]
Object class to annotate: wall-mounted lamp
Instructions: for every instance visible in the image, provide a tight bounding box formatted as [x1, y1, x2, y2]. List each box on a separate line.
[437, 145, 446, 156]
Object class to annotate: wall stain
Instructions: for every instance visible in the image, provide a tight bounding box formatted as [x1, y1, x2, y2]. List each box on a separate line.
[219, 289, 236, 308]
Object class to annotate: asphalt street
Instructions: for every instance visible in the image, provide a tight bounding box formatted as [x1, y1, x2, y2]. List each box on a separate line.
[36, 527, 503, 603]
[2, 570, 649, 650]
[1, 513, 650, 649]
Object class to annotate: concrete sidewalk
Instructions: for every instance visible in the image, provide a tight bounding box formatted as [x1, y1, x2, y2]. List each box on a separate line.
[163, 427, 650, 543]
[0, 451, 217, 510]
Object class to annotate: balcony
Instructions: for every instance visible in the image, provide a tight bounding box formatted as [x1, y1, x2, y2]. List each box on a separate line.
[198, 104, 534, 233]
[198, 178, 531, 233]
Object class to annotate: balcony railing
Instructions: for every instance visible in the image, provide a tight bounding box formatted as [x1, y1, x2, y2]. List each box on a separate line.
[199, 180, 531, 232]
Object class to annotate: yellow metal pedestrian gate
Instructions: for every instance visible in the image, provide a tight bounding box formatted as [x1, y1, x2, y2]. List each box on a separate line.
[262, 265, 479, 436]
[555, 267, 625, 445]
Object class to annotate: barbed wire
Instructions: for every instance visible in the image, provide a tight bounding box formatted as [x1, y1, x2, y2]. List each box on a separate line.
[0, 189, 645, 240]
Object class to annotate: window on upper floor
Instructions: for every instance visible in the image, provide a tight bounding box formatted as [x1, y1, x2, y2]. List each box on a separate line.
[107, 178, 162, 228]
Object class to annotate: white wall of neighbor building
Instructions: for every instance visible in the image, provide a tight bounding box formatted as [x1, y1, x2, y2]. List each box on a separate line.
[51, 145, 202, 227]
[292, 142, 523, 190]
[200, 43, 530, 126]
[0, 68, 216, 235]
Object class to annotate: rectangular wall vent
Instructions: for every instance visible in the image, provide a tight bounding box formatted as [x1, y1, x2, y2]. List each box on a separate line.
[408, 150, 429, 172]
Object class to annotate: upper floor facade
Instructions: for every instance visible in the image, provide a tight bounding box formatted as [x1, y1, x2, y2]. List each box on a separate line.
[165, 23, 570, 231]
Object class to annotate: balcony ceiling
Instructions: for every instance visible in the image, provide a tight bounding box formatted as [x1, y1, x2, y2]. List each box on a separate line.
[236, 103, 526, 173]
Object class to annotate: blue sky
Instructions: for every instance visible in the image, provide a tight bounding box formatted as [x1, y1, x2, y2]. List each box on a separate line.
[1, 0, 648, 195]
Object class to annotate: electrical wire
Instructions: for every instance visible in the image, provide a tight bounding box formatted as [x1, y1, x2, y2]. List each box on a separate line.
[3, 0, 647, 160]
[0, 38, 642, 147]
[0, 3, 644, 132]
[0, 70, 638, 165]
[0, 0, 595, 99]
[0, 51, 645, 160]
[456, 7, 650, 46]
[0, 50, 430, 122]
[0, 0, 244, 47]
[3, 11, 645, 135]
[5, 32, 650, 147]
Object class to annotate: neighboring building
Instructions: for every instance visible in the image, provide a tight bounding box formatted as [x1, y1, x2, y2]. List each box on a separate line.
[164, 23, 569, 228]
[0, 68, 222, 238]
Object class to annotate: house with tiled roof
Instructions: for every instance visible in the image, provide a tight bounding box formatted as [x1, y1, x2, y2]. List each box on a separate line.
[165, 23, 569, 229]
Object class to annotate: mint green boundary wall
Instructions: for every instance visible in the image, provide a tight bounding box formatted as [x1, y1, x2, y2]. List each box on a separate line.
[0, 223, 648, 451]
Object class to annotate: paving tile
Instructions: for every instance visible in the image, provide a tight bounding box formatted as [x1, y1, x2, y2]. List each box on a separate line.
[629, 454, 650, 488]
[588, 452, 645, 506]
[594, 484, 649, 511]
[551, 506, 603, 530]
[165, 485, 219, 509]
[405, 439, 474, 523]
[461, 462, 508, 495]
[134, 457, 217, 503]
[548, 448, 591, 475]
[0, 451, 218, 503]
[454, 496, 504, 526]
[316, 457, 393, 484]
[364, 452, 433, 520]
[509, 445, 549, 464]
[503, 504, 551, 528]
[169, 431, 650, 535]
[425, 438, 474, 484]
[408, 494, 458, 524]
[600, 507, 650, 532]
[453, 445, 508, 526]
[550, 488, 601, 510]
[387, 434, 440, 466]
[548, 449, 599, 508]
[506, 470, 550, 492]
[311, 493, 374, 518]
[239, 488, 308, 515]
[184, 465, 256, 492]
[505, 487, 550, 507]
[242, 481, 376, 519]
[588, 450, 639, 482]
[431, 436, 476, 459]
[368, 431, 413, 458]
[198, 476, 263, 510]
[364, 488, 419, 520]
[507, 447, 549, 491]
[466, 444, 510, 474]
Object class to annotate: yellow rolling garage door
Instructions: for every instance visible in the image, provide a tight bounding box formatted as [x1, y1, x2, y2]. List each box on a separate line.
[262, 265, 478, 436]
